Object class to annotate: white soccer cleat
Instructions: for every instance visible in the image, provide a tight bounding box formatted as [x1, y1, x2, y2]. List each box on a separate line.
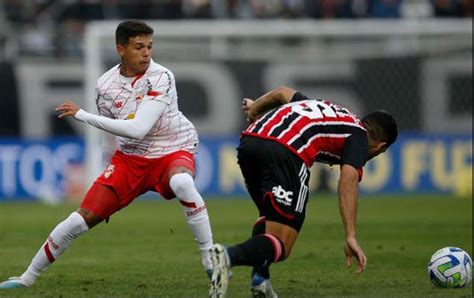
[208, 244, 230, 298]
[0, 277, 30, 289]
[251, 274, 278, 298]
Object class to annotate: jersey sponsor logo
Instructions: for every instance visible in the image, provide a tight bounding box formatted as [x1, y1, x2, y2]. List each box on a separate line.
[272, 185, 293, 206]
[114, 100, 123, 108]
[103, 164, 115, 179]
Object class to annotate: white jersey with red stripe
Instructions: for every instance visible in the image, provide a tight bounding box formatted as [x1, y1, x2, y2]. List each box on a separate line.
[243, 97, 367, 167]
[95, 59, 198, 158]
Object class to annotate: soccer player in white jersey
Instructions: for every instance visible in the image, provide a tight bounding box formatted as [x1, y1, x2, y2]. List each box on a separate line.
[0, 20, 214, 289]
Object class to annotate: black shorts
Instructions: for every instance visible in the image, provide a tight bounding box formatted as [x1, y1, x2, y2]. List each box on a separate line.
[237, 135, 310, 232]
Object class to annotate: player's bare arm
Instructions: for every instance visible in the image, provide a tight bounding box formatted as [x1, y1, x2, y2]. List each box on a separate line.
[243, 86, 297, 122]
[338, 164, 367, 273]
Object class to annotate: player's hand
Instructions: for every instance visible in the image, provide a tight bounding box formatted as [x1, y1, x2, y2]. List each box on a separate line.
[344, 236, 367, 273]
[242, 98, 257, 123]
[56, 100, 80, 119]
[242, 98, 254, 111]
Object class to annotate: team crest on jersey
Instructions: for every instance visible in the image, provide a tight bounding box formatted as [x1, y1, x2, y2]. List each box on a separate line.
[134, 79, 160, 102]
[103, 164, 115, 179]
[146, 79, 153, 91]
[145, 79, 160, 97]
[134, 80, 148, 102]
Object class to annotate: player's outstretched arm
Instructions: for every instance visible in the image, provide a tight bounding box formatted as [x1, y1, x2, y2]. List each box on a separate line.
[243, 86, 297, 122]
[338, 164, 367, 273]
[55, 99, 166, 139]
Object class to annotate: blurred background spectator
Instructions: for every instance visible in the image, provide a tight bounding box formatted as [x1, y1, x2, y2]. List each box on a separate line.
[432, 0, 473, 17]
[0, 0, 471, 59]
[368, 0, 403, 18]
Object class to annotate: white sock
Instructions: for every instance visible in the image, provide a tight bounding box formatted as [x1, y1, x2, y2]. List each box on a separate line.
[169, 173, 214, 270]
[20, 212, 89, 286]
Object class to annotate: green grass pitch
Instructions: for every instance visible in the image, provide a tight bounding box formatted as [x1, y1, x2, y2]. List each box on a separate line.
[0, 195, 472, 297]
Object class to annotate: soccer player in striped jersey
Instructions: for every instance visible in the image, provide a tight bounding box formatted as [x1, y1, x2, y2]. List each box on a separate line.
[209, 86, 398, 298]
[0, 20, 214, 289]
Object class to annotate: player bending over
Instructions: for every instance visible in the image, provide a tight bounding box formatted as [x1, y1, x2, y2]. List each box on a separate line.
[208, 86, 398, 298]
[0, 20, 214, 289]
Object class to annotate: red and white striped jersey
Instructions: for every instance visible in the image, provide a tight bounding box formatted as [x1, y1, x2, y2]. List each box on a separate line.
[243, 93, 368, 168]
[95, 60, 198, 158]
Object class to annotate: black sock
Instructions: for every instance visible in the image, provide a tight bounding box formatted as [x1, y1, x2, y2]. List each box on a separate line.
[227, 234, 284, 268]
[251, 218, 270, 279]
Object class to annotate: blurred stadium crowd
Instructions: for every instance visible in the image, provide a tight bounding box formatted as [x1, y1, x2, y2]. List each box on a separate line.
[0, 0, 471, 199]
[0, 0, 472, 58]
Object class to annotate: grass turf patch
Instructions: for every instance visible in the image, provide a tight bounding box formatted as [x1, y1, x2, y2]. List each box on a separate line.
[0, 195, 471, 297]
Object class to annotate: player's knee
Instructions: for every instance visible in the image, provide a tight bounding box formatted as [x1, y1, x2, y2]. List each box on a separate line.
[77, 208, 103, 229]
[169, 172, 196, 195]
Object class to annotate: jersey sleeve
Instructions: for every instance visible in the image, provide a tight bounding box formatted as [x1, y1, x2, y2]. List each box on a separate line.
[75, 100, 166, 140]
[341, 130, 369, 181]
[290, 91, 310, 102]
[142, 70, 175, 105]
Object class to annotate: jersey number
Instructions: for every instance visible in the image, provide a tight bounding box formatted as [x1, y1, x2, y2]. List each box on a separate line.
[292, 100, 350, 119]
